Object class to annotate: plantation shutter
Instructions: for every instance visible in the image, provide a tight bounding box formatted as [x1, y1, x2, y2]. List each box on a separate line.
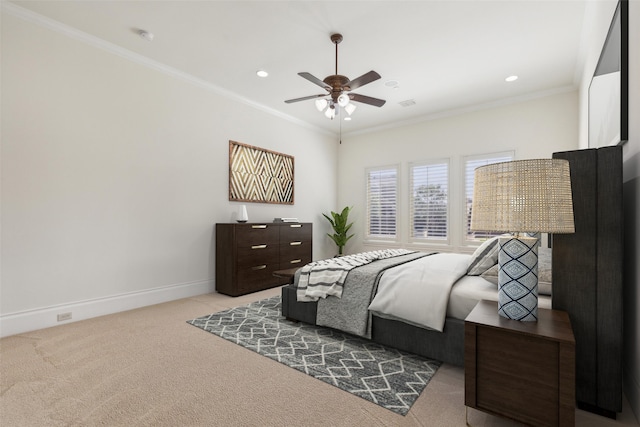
[367, 166, 398, 238]
[464, 152, 514, 241]
[410, 161, 449, 240]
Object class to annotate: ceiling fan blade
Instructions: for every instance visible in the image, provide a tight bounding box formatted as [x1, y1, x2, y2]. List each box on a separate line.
[298, 72, 331, 90]
[346, 71, 381, 91]
[350, 93, 386, 107]
[284, 94, 328, 104]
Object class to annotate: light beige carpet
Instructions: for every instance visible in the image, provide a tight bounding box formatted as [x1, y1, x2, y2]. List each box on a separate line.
[1, 286, 638, 426]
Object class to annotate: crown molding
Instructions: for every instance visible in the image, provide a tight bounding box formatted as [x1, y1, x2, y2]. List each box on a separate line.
[343, 85, 578, 139]
[2, 1, 332, 137]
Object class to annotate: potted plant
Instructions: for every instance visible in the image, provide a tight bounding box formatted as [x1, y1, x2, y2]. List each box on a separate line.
[323, 206, 354, 256]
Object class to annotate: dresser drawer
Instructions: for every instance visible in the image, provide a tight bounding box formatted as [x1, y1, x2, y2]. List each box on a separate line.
[280, 241, 312, 268]
[280, 257, 311, 270]
[237, 247, 279, 268]
[236, 243, 279, 265]
[237, 263, 281, 291]
[279, 223, 312, 242]
[236, 224, 279, 246]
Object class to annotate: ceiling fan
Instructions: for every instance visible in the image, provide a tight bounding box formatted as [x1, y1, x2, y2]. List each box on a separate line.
[284, 33, 386, 119]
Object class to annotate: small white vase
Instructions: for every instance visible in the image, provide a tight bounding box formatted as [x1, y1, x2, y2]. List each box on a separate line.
[237, 205, 248, 223]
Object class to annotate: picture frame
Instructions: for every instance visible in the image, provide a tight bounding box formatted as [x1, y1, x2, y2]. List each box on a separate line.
[228, 141, 294, 204]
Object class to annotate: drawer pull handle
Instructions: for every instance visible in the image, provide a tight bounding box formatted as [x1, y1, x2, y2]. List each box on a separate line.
[251, 244, 267, 249]
[290, 241, 302, 246]
[251, 225, 267, 229]
[289, 224, 302, 228]
[290, 259, 302, 264]
[251, 265, 267, 270]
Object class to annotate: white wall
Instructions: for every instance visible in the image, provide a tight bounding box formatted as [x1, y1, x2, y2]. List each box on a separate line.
[577, 0, 639, 420]
[0, 12, 337, 336]
[337, 90, 579, 254]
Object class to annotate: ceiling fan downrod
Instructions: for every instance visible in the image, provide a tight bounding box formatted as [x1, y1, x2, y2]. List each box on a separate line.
[331, 33, 343, 76]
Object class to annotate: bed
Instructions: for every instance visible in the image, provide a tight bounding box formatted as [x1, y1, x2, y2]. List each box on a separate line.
[280, 242, 553, 367]
[281, 147, 622, 417]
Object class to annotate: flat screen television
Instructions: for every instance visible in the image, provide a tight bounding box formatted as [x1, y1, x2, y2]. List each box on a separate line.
[588, 0, 628, 148]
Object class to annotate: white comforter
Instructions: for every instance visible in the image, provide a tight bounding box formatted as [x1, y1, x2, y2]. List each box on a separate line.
[367, 253, 471, 332]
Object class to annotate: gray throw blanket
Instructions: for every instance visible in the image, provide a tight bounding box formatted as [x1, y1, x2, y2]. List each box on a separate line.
[296, 249, 416, 302]
[316, 251, 433, 339]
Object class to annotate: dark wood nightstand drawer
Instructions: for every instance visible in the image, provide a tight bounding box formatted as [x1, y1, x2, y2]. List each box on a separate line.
[475, 327, 560, 425]
[465, 300, 575, 427]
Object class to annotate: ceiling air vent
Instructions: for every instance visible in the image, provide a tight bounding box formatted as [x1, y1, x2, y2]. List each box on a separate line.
[399, 99, 416, 107]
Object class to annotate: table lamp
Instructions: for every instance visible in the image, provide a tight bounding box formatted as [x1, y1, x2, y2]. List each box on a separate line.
[470, 159, 575, 321]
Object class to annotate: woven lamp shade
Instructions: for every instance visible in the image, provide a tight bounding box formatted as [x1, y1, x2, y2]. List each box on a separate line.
[470, 159, 575, 234]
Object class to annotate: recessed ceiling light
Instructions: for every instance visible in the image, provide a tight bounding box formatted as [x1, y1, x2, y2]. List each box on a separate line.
[385, 80, 400, 88]
[505, 75, 518, 82]
[256, 70, 269, 78]
[344, 117, 352, 121]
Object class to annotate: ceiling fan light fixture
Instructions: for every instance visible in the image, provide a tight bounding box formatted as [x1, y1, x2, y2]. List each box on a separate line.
[325, 105, 336, 119]
[315, 99, 328, 112]
[344, 103, 357, 115]
[337, 93, 350, 107]
[283, 33, 386, 122]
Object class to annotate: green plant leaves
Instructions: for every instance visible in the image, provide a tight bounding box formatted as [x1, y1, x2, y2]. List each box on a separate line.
[323, 206, 354, 255]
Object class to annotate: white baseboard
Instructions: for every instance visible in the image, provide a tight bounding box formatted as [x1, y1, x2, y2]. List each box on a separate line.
[0, 280, 214, 338]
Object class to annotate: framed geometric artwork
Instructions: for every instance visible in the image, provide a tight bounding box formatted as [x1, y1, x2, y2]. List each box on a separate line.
[228, 140, 294, 204]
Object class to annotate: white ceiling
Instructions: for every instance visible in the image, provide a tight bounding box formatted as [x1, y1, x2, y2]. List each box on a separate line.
[8, 0, 592, 136]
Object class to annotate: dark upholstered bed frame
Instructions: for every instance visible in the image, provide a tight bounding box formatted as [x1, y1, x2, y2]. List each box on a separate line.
[281, 146, 623, 417]
[281, 285, 465, 366]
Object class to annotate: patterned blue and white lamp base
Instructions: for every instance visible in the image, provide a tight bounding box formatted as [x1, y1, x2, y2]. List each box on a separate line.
[498, 236, 539, 321]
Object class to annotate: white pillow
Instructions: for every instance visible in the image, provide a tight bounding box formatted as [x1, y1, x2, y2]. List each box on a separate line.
[467, 236, 501, 275]
[481, 264, 499, 285]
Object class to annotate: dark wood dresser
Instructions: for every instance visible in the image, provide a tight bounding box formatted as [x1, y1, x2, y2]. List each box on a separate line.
[215, 222, 312, 296]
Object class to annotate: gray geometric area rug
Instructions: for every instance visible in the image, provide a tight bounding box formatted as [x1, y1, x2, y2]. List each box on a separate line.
[187, 296, 441, 416]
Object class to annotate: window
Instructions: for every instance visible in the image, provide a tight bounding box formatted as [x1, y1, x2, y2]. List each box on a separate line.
[464, 152, 514, 241]
[366, 166, 398, 239]
[410, 160, 449, 241]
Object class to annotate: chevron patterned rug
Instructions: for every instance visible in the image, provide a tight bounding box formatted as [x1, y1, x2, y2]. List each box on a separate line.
[187, 296, 441, 415]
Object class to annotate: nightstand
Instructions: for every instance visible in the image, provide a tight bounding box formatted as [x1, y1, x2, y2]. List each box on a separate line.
[465, 300, 575, 426]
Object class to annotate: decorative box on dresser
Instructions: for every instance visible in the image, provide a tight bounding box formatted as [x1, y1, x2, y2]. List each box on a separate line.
[465, 300, 575, 427]
[215, 222, 312, 296]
